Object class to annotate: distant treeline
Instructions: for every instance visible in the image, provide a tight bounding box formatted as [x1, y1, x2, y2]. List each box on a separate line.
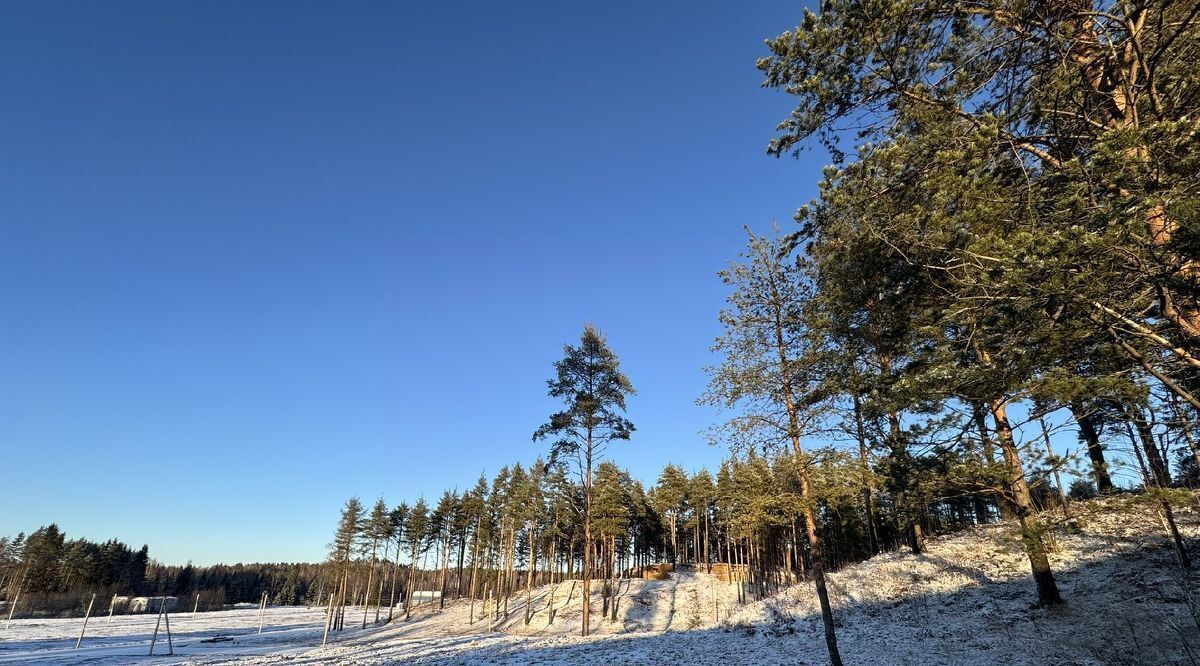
[0, 524, 326, 618]
[145, 561, 325, 607]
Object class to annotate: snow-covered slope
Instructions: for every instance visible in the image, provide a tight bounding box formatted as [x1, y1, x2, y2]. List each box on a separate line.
[5, 496, 1199, 664]
[241, 496, 1200, 665]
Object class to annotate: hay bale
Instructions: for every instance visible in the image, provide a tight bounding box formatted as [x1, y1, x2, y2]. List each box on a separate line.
[711, 563, 747, 583]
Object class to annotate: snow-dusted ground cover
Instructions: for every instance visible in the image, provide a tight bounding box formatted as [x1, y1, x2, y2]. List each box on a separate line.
[0, 603, 331, 663]
[5, 496, 1200, 664]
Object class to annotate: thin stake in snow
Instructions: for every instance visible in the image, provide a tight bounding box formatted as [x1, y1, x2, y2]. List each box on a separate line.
[74, 592, 96, 649]
[321, 579, 336, 647]
[193, 592, 200, 618]
[3, 587, 20, 631]
[148, 599, 165, 655]
[258, 592, 267, 634]
[107, 594, 117, 623]
[163, 602, 174, 655]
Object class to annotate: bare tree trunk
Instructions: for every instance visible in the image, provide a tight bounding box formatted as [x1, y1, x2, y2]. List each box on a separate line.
[438, 537, 450, 610]
[1172, 394, 1200, 472]
[1132, 407, 1172, 486]
[853, 394, 878, 555]
[1127, 408, 1192, 569]
[456, 532, 467, 599]
[990, 398, 1063, 605]
[386, 538, 400, 623]
[1038, 417, 1071, 518]
[1070, 401, 1115, 494]
[609, 535, 619, 622]
[524, 523, 536, 625]
[582, 430, 594, 637]
[336, 567, 349, 631]
[467, 525, 481, 625]
[404, 547, 418, 621]
[504, 527, 515, 618]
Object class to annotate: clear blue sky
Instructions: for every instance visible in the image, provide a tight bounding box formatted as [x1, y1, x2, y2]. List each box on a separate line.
[0, 1, 826, 565]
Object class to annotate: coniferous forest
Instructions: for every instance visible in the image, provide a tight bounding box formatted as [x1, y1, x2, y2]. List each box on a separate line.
[4, 2, 1200, 664]
[312, 4, 1200, 664]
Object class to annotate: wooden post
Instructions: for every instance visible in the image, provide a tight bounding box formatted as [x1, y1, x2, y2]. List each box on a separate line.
[193, 592, 200, 618]
[258, 592, 267, 634]
[148, 599, 165, 655]
[163, 601, 174, 655]
[3, 588, 20, 631]
[321, 583, 336, 647]
[75, 593, 97, 649]
[107, 594, 117, 623]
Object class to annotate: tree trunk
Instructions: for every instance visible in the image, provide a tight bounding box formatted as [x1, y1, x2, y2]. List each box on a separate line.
[853, 394, 878, 555]
[1070, 401, 1115, 494]
[1131, 407, 1171, 486]
[609, 535, 619, 622]
[990, 399, 1063, 605]
[404, 547, 419, 621]
[467, 524, 481, 625]
[438, 537, 450, 610]
[582, 429, 593, 637]
[374, 540, 388, 623]
[1172, 394, 1200, 473]
[1039, 417, 1071, 517]
[524, 522, 536, 625]
[1127, 408, 1192, 569]
[456, 532, 467, 598]
[974, 401, 1017, 518]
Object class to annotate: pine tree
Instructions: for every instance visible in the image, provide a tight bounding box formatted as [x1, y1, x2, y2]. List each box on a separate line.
[689, 470, 716, 571]
[385, 503, 409, 622]
[327, 497, 363, 634]
[702, 230, 843, 665]
[592, 461, 630, 621]
[361, 498, 391, 627]
[533, 324, 636, 637]
[403, 498, 428, 620]
[652, 465, 689, 564]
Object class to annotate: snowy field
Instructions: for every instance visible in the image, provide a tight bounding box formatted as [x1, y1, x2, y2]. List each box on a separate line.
[4, 497, 1200, 665]
[0, 603, 332, 663]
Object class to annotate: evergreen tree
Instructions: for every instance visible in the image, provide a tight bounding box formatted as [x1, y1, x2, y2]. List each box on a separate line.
[327, 497, 363, 633]
[361, 498, 391, 627]
[386, 502, 410, 622]
[533, 324, 636, 637]
[652, 465, 689, 564]
[702, 230, 843, 665]
[403, 498, 428, 620]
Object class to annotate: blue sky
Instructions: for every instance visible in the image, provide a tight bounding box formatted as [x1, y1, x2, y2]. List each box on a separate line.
[0, 1, 827, 564]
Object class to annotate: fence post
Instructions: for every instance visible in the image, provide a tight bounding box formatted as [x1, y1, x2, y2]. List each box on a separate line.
[321, 584, 336, 647]
[3, 588, 21, 631]
[148, 599, 165, 655]
[163, 601, 174, 655]
[75, 592, 97, 649]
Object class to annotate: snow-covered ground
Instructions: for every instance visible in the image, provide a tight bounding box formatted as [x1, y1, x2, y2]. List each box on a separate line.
[0, 603, 330, 663]
[5, 496, 1199, 664]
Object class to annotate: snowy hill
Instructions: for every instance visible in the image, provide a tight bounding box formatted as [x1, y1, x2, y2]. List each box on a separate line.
[5, 496, 1198, 665]
[241, 495, 1200, 665]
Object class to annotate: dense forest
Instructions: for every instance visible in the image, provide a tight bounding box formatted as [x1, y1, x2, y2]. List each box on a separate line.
[0, 525, 324, 617]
